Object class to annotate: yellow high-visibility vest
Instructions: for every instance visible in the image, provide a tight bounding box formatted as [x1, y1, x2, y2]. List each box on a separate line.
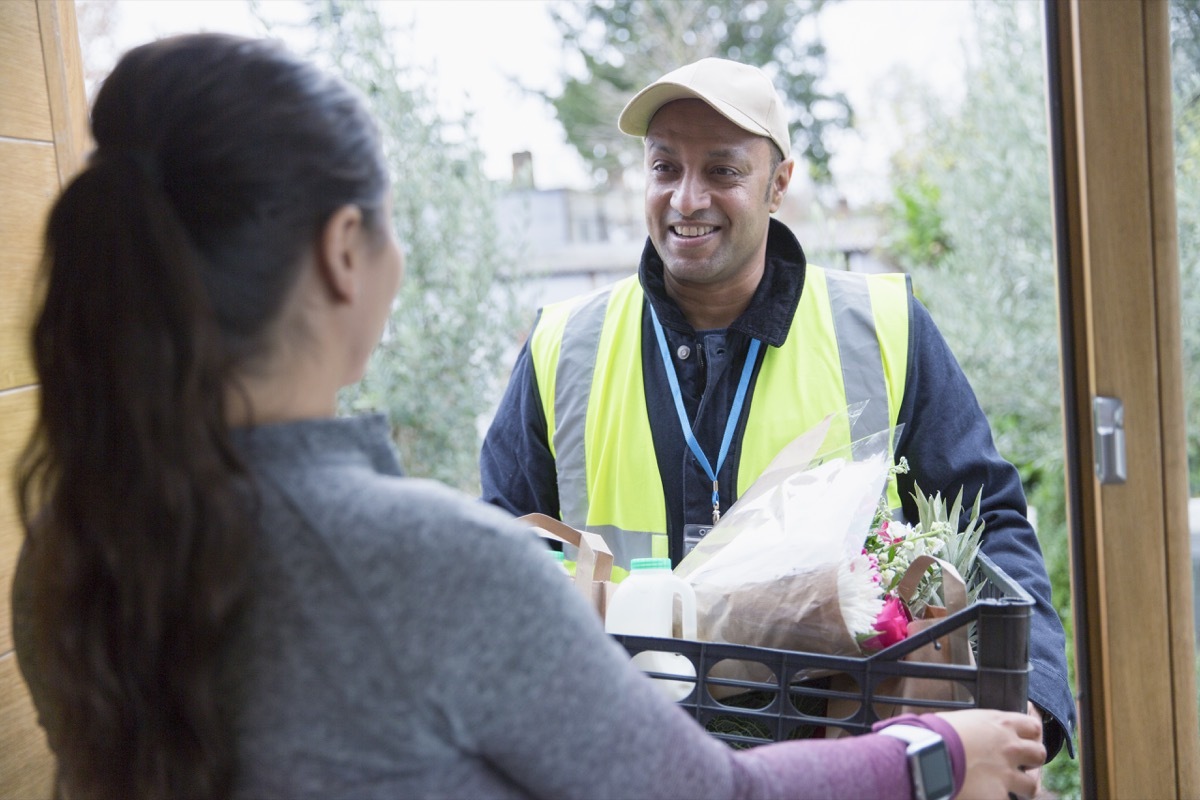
[529, 266, 910, 574]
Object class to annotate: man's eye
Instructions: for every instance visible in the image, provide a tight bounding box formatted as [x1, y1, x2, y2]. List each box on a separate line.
[651, 163, 675, 173]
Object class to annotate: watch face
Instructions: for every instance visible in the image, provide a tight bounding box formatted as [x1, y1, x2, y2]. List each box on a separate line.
[915, 741, 955, 800]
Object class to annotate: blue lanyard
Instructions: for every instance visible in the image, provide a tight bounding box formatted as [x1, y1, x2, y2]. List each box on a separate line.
[649, 304, 762, 524]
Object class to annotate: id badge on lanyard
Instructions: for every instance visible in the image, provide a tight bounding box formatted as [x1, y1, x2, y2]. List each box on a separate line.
[649, 304, 762, 548]
[682, 523, 713, 557]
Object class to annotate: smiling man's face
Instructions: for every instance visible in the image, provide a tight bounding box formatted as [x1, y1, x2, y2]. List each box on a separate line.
[643, 99, 790, 295]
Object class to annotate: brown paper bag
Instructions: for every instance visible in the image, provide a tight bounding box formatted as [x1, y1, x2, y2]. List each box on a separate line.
[697, 565, 860, 656]
[519, 513, 616, 622]
[695, 565, 864, 699]
[826, 555, 974, 737]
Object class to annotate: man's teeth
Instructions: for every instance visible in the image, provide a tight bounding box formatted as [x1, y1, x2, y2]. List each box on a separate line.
[673, 225, 715, 237]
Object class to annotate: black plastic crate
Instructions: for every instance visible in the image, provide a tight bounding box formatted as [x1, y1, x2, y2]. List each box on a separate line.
[613, 552, 1031, 746]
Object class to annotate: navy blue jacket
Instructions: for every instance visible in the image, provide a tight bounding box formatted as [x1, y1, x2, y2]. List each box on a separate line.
[481, 219, 1074, 758]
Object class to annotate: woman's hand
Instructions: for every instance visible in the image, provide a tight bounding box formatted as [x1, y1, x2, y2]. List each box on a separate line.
[936, 708, 1046, 799]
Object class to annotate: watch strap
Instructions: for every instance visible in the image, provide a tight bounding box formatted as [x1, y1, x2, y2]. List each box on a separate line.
[877, 723, 941, 746]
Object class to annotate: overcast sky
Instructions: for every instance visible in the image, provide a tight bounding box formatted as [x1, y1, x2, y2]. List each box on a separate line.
[80, 0, 979, 203]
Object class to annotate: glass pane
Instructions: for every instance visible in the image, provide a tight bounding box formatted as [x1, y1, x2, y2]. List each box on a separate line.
[74, 0, 1082, 792]
[1168, 0, 1200, 739]
[821, 4, 1077, 793]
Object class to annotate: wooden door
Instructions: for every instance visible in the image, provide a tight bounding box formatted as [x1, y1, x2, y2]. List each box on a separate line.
[0, 1, 88, 796]
[1048, 0, 1200, 795]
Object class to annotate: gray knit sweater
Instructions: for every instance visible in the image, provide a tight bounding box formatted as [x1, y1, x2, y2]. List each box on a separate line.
[14, 414, 961, 799]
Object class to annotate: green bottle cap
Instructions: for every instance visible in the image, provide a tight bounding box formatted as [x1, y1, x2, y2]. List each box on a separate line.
[630, 557, 672, 571]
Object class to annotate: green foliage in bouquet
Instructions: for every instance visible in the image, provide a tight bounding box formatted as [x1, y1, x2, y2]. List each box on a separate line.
[863, 457, 986, 619]
[908, 483, 985, 611]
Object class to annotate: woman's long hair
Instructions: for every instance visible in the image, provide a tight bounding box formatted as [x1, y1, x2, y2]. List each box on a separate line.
[16, 34, 388, 799]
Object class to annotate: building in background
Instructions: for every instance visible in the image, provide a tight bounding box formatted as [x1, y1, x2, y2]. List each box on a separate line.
[499, 150, 897, 316]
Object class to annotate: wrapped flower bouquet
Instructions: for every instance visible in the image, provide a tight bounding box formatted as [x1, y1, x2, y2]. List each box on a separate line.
[674, 409, 985, 665]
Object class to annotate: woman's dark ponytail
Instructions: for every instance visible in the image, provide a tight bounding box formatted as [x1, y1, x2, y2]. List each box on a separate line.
[21, 143, 248, 800]
[17, 33, 389, 800]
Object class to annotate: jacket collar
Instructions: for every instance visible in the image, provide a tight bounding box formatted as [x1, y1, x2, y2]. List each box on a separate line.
[638, 217, 807, 347]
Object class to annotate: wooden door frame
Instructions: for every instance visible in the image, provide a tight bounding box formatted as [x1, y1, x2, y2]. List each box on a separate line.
[1048, 0, 1200, 795]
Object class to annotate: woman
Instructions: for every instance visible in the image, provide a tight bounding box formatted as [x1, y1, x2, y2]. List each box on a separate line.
[12, 33, 1043, 800]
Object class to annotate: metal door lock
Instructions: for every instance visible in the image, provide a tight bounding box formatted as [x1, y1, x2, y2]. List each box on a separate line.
[1093, 396, 1126, 485]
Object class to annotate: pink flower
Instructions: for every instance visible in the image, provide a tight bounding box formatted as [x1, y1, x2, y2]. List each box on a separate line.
[861, 595, 910, 651]
[878, 519, 904, 545]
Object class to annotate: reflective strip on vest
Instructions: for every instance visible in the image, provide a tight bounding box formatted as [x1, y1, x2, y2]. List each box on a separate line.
[736, 268, 910, 509]
[827, 268, 890, 442]
[528, 267, 910, 571]
[552, 288, 610, 527]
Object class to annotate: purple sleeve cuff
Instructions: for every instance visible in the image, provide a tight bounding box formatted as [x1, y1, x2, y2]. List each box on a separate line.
[873, 713, 966, 796]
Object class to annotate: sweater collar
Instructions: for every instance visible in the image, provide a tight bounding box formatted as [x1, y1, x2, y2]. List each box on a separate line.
[638, 217, 807, 347]
[231, 413, 403, 477]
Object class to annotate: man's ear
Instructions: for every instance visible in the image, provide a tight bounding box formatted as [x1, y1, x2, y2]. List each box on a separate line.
[316, 204, 365, 303]
[767, 158, 795, 213]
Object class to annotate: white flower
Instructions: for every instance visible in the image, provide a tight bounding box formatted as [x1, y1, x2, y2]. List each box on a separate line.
[839, 553, 886, 638]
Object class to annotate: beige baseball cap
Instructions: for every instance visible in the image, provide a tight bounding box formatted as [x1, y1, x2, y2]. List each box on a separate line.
[618, 57, 791, 158]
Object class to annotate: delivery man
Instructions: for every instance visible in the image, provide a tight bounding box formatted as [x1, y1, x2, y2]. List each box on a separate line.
[481, 57, 1074, 770]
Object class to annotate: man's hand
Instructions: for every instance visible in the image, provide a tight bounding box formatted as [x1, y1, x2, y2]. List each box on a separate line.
[1022, 701, 1046, 796]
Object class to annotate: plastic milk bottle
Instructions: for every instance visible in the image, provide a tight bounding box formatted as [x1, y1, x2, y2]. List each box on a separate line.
[604, 557, 698, 701]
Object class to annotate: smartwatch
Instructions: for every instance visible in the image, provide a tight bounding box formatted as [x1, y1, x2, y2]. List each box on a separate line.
[877, 723, 956, 800]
